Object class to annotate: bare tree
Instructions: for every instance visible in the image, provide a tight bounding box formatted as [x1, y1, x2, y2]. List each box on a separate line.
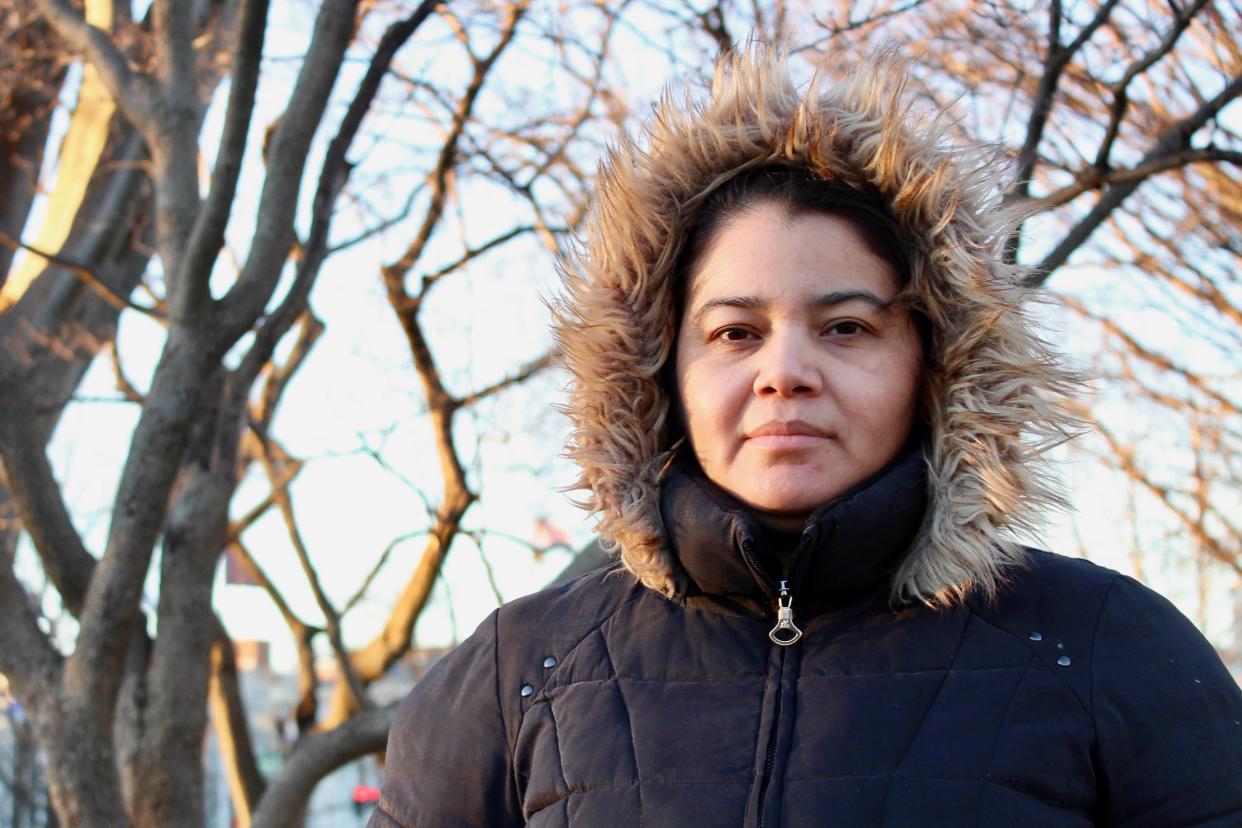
[0, 0, 374, 821]
[0, 0, 633, 824]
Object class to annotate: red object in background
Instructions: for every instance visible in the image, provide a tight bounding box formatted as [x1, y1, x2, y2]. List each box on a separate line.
[353, 784, 381, 805]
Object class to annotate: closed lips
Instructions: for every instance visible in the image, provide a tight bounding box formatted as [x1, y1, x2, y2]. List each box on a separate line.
[746, 422, 830, 447]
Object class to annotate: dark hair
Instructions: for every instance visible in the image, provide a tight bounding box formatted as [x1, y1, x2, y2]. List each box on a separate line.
[677, 166, 913, 292]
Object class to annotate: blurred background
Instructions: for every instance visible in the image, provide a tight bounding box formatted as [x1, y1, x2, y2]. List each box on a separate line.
[1, 0, 1239, 825]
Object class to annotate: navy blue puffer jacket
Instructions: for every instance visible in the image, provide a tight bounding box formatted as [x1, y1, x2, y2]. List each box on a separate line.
[371, 449, 1242, 826]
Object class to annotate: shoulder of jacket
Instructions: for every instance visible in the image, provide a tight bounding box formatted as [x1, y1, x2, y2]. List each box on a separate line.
[494, 562, 649, 664]
[970, 547, 1121, 629]
[968, 548, 1130, 635]
[961, 549, 1123, 707]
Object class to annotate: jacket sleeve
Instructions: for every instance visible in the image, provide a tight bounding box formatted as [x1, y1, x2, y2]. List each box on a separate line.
[369, 610, 523, 827]
[1091, 575, 1242, 827]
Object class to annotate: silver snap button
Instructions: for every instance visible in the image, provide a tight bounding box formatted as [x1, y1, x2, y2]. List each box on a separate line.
[520, 684, 534, 697]
[543, 656, 557, 669]
[1029, 632, 1042, 641]
[1057, 656, 1071, 667]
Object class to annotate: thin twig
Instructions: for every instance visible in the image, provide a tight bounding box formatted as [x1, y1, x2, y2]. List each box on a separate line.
[255, 435, 373, 712]
[0, 229, 163, 320]
[453, 349, 554, 410]
[339, 530, 429, 616]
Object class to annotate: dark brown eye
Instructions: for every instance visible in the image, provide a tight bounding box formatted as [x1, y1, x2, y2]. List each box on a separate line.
[718, 327, 754, 341]
[826, 321, 864, 337]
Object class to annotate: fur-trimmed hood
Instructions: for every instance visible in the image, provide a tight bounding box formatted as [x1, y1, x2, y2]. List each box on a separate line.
[550, 47, 1080, 607]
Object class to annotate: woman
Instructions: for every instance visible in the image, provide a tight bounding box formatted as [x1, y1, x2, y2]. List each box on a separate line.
[371, 48, 1242, 827]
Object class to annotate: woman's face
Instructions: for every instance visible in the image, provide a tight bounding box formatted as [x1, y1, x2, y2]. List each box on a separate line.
[674, 203, 923, 533]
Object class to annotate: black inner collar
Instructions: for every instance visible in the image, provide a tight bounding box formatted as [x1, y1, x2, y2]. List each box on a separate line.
[659, 442, 929, 616]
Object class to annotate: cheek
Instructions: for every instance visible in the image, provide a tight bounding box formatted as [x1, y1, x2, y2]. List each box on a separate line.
[839, 335, 922, 436]
[676, 365, 719, 442]
[869, 342, 923, 434]
[671, 334, 692, 429]
[674, 355, 746, 451]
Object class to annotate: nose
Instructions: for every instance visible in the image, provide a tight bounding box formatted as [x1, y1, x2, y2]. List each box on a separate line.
[753, 330, 822, 397]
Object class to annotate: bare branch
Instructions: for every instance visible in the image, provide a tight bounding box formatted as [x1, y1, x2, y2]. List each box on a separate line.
[249, 313, 324, 435]
[215, 0, 361, 347]
[209, 623, 266, 826]
[1005, 0, 1121, 263]
[1085, 410, 1242, 576]
[459, 531, 508, 606]
[467, 526, 575, 559]
[0, 551, 62, 701]
[419, 224, 536, 297]
[235, 0, 444, 392]
[1034, 145, 1242, 209]
[467, 139, 579, 255]
[249, 703, 399, 828]
[0, 228, 163, 320]
[326, 181, 427, 254]
[33, 0, 157, 131]
[1127, 208, 1242, 331]
[321, 496, 472, 728]
[0, 353, 97, 616]
[376, 19, 548, 538]
[1092, 0, 1210, 170]
[524, 9, 622, 183]
[151, 0, 196, 101]
[228, 539, 322, 734]
[453, 348, 554, 410]
[228, 540, 319, 637]
[1062, 295, 1238, 414]
[179, 0, 272, 315]
[340, 530, 428, 616]
[109, 340, 145, 403]
[1029, 69, 1242, 284]
[256, 435, 372, 713]
[232, 427, 308, 540]
[382, 0, 530, 297]
[797, 0, 930, 51]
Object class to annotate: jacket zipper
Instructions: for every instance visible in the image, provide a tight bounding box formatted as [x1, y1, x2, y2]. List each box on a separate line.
[737, 537, 805, 647]
[757, 580, 800, 827]
[740, 539, 806, 827]
[756, 643, 786, 828]
[769, 580, 802, 646]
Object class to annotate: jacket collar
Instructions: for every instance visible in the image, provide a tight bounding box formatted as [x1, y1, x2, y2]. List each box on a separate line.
[659, 444, 928, 615]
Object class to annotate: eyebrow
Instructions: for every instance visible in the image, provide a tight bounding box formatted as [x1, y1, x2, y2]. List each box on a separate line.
[690, 290, 896, 326]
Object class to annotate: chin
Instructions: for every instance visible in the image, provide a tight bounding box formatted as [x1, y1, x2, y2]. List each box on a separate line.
[735, 474, 846, 517]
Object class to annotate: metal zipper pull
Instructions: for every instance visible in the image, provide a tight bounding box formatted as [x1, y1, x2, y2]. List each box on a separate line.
[768, 580, 802, 646]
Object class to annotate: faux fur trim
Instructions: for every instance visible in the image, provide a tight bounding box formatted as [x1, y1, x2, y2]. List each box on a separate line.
[550, 46, 1082, 607]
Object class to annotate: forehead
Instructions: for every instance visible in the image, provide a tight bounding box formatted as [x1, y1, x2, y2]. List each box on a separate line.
[684, 205, 901, 305]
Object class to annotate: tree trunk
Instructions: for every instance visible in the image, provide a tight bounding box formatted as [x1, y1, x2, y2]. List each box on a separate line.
[37, 694, 130, 828]
[130, 385, 240, 828]
[209, 628, 267, 827]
